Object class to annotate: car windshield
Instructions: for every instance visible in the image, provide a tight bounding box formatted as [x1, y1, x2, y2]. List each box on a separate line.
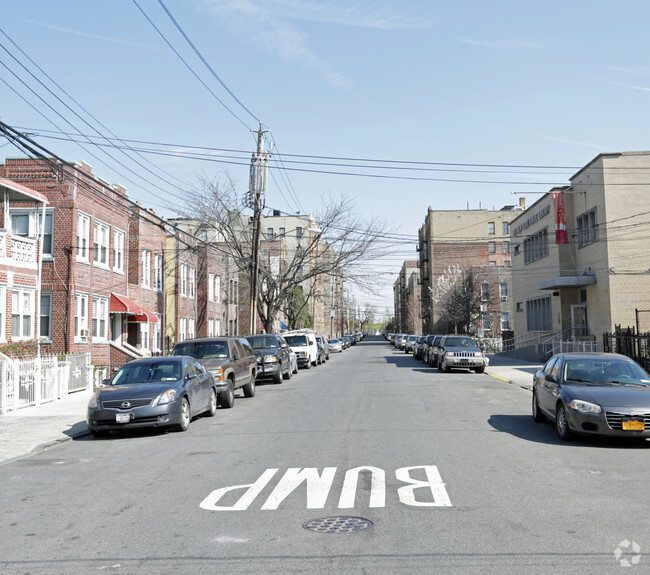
[248, 336, 278, 349]
[444, 337, 475, 347]
[111, 361, 181, 385]
[172, 341, 229, 359]
[564, 358, 650, 384]
[285, 335, 308, 346]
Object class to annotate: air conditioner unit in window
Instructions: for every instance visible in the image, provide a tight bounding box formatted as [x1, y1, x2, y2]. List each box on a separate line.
[501, 296, 509, 301]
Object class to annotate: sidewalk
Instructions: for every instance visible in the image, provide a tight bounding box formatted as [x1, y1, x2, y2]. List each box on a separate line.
[0, 388, 92, 465]
[485, 354, 540, 390]
[0, 355, 542, 465]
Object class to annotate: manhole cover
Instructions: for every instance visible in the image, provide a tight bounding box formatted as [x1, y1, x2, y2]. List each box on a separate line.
[303, 516, 373, 534]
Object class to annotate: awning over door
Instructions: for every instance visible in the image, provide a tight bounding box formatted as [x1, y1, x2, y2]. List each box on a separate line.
[110, 293, 159, 323]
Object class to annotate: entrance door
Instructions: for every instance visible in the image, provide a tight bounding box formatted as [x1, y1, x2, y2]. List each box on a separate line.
[111, 314, 123, 343]
[571, 305, 588, 337]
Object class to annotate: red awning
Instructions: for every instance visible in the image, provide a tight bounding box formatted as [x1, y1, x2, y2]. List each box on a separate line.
[110, 293, 158, 323]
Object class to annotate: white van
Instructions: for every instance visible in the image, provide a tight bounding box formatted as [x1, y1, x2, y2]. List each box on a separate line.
[284, 332, 319, 369]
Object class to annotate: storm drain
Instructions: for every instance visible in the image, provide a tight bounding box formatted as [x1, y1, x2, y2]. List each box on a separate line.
[303, 516, 373, 534]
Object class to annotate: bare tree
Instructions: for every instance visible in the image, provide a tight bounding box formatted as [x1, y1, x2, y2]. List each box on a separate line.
[430, 266, 483, 334]
[183, 174, 391, 333]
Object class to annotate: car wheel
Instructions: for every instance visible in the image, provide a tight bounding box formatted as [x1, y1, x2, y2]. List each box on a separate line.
[175, 397, 191, 431]
[305, 360, 312, 369]
[292, 362, 298, 374]
[90, 429, 109, 438]
[283, 363, 292, 380]
[206, 388, 218, 416]
[441, 358, 451, 373]
[555, 403, 573, 440]
[312, 359, 318, 367]
[532, 390, 546, 423]
[474, 366, 485, 374]
[243, 374, 256, 397]
[272, 368, 283, 385]
[220, 380, 235, 408]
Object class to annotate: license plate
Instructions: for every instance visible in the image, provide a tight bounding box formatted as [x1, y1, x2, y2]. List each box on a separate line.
[622, 419, 645, 431]
[116, 413, 131, 423]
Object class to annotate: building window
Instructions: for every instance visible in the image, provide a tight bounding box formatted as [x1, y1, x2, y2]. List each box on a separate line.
[189, 267, 196, 298]
[74, 294, 89, 340]
[214, 275, 221, 303]
[113, 230, 125, 273]
[11, 213, 29, 236]
[488, 222, 495, 235]
[152, 316, 162, 353]
[516, 302, 523, 312]
[481, 283, 491, 301]
[153, 253, 163, 291]
[140, 322, 150, 351]
[488, 241, 496, 254]
[93, 221, 110, 267]
[523, 227, 549, 264]
[503, 222, 509, 235]
[526, 296, 552, 331]
[180, 264, 188, 297]
[188, 318, 196, 339]
[267, 228, 274, 240]
[215, 318, 221, 336]
[513, 244, 521, 256]
[279, 228, 285, 238]
[481, 313, 492, 331]
[76, 213, 90, 262]
[501, 312, 511, 330]
[296, 227, 303, 239]
[504, 260, 511, 266]
[179, 317, 187, 342]
[11, 289, 33, 340]
[39, 293, 52, 340]
[208, 273, 214, 301]
[577, 208, 597, 248]
[499, 283, 509, 301]
[489, 261, 496, 266]
[92, 297, 108, 340]
[208, 318, 214, 337]
[504, 241, 510, 254]
[142, 250, 151, 288]
[200, 230, 207, 242]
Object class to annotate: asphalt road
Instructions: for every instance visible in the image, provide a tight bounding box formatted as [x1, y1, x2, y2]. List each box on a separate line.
[1, 336, 648, 574]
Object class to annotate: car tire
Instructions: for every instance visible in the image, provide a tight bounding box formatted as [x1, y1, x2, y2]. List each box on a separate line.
[474, 366, 485, 374]
[532, 390, 546, 423]
[305, 360, 312, 369]
[206, 388, 218, 416]
[243, 374, 256, 397]
[292, 362, 298, 374]
[555, 403, 573, 440]
[272, 368, 283, 385]
[175, 397, 191, 431]
[312, 359, 318, 367]
[283, 363, 292, 380]
[220, 380, 235, 408]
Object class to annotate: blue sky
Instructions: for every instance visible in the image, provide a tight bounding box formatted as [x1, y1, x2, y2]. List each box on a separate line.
[2, 1, 650, 316]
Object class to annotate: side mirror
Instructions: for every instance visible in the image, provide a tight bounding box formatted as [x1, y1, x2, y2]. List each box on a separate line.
[102, 378, 112, 386]
[185, 372, 198, 380]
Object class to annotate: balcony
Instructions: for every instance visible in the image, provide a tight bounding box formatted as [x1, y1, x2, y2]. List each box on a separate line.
[0, 231, 38, 270]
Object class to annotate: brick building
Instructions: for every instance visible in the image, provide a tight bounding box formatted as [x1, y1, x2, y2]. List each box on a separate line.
[393, 261, 420, 333]
[510, 151, 650, 349]
[417, 205, 522, 335]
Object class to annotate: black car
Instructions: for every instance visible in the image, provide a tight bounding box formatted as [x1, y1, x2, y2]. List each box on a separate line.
[533, 352, 650, 441]
[245, 334, 293, 384]
[87, 356, 217, 436]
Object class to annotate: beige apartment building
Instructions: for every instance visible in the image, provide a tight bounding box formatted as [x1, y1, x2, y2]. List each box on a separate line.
[418, 205, 523, 335]
[393, 261, 420, 333]
[510, 151, 650, 349]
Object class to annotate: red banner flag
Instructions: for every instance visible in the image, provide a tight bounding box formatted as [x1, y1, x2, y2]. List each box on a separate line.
[553, 191, 569, 244]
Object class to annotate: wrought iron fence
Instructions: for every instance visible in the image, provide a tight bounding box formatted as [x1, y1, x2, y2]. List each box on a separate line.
[603, 326, 650, 371]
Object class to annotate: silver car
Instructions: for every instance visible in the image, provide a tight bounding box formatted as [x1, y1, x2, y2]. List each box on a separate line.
[437, 336, 489, 373]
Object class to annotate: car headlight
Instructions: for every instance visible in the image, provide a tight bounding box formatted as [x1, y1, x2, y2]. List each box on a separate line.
[264, 355, 278, 363]
[569, 399, 602, 414]
[446, 352, 454, 357]
[209, 368, 224, 382]
[88, 392, 99, 409]
[153, 389, 177, 406]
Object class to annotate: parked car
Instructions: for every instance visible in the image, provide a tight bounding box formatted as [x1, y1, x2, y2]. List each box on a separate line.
[245, 334, 293, 384]
[427, 335, 445, 368]
[329, 338, 343, 353]
[87, 356, 216, 436]
[404, 334, 421, 354]
[315, 335, 330, 360]
[532, 352, 650, 441]
[396, 334, 409, 350]
[284, 332, 319, 368]
[171, 337, 257, 408]
[437, 336, 488, 373]
[413, 336, 426, 360]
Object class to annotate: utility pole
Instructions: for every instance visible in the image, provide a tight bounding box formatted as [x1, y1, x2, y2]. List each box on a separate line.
[249, 124, 269, 334]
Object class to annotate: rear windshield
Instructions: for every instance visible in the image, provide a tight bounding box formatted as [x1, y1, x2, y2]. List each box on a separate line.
[172, 341, 228, 359]
[112, 361, 181, 385]
[285, 335, 308, 346]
